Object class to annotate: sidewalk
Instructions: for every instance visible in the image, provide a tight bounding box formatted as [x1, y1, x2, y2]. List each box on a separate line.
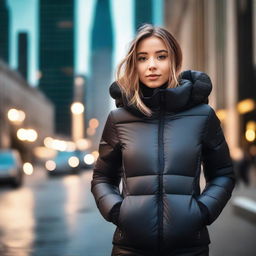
[208, 167, 256, 256]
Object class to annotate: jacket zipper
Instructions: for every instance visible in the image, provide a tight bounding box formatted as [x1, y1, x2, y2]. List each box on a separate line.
[158, 93, 165, 254]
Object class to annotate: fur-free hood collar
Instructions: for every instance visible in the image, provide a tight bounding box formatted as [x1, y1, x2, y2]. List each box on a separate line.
[109, 70, 212, 118]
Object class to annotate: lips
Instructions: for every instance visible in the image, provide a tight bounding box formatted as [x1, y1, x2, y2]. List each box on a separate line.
[147, 74, 161, 77]
[147, 74, 161, 80]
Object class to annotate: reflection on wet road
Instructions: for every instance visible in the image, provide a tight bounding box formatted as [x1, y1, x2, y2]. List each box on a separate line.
[0, 168, 114, 256]
[0, 187, 34, 255]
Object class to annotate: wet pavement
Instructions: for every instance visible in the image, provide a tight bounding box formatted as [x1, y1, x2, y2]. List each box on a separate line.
[0, 167, 256, 256]
[0, 167, 114, 256]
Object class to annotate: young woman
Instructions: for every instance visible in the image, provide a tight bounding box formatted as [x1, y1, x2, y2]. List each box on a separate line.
[91, 24, 235, 256]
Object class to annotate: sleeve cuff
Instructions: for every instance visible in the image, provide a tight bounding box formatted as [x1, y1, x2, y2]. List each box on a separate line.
[109, 202, 122, 226]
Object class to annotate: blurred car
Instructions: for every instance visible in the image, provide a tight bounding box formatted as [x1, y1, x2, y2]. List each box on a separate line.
[0, 149, 23, 188]
[45, 150, 81, 176]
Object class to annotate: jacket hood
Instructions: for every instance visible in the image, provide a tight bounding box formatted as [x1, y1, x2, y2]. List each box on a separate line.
[109, 70, 212, 118]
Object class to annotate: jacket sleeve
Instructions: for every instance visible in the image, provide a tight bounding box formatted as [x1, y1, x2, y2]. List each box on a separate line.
[91, 111, 123, 222]
[198, 107, 236, 225]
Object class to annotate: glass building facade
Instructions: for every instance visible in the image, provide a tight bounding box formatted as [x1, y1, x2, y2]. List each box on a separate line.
[39, 0, 75, 136]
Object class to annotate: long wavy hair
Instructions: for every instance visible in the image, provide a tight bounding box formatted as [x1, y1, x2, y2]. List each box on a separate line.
[116, 24, 183, 117]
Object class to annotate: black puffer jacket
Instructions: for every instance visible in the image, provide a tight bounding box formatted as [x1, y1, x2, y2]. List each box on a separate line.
[91, 70, 235, 254]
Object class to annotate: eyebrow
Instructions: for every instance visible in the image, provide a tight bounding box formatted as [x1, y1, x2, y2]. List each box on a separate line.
[137, 50, 168, 55]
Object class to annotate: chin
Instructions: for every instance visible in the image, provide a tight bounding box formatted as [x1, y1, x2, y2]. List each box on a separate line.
[143, 81, 163, 88]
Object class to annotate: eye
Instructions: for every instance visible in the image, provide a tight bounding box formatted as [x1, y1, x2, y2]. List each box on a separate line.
[137, 56, 147, 62]
[158, 55, 167, 60]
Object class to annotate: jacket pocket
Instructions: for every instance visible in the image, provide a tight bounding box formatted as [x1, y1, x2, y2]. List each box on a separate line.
[117, 195, 158, 249]
[164, 194, 204, 242]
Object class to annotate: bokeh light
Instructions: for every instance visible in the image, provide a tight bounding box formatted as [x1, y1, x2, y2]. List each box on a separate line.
[71, 102, 84, 114]
[84, 154, 95, 165]
[68, 156, 79, 168]
[23, 162, 33, 175]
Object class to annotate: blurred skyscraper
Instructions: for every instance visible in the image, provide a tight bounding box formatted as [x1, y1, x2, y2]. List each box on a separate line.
[135, 0, 153, 29]
[39, 0, 74, 136]
[0, 0, 10, 64]
[17, 32, 28, 81]
[87, 0, 113, 148]
[164, 0, 256, 155]
[236, 0, 256, 138]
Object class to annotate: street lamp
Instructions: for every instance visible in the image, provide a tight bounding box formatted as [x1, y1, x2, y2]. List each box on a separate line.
[7, 108, 25, 123]
[26, 129, 38, 142]
[17, 128, 38, 142]
[71, 102, 84, 115]
[71, 102, 85, 142]
[17, 128, 27, 141]
[245, 121, 256, 142]
[89, 118, 99, 129]
[237, 99, 255, 114]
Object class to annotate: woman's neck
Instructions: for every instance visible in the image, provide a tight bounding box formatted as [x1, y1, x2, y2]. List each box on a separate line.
[139, 81, 168, 97]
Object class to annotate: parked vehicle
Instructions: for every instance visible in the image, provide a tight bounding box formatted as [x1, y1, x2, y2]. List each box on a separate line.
[0, 149, 23, 188]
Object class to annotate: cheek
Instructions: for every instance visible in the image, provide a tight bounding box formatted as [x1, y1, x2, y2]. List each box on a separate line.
[137, 64, 145, 77]
[162, 63, 170, 77]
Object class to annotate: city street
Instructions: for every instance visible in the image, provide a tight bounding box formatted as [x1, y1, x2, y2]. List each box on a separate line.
[0, 168, 114, 256]
[0, 168, 256, 256]
[0, 0, 255, 256]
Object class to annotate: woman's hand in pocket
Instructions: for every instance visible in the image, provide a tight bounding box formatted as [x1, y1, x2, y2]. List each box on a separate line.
[109, 202, 122, 226]
[197, 201, 210, 226]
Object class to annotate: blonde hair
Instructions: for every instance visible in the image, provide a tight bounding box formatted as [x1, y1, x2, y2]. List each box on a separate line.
[116, 24, 183, 117]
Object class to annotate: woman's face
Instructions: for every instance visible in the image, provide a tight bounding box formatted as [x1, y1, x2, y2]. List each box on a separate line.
[136, 36, 170, 88]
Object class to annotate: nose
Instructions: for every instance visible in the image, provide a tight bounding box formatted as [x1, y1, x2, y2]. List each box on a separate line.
[148, 57, 157, 70]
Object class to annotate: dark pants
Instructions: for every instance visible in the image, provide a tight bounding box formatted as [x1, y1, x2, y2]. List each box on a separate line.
[111, 245, 209, 256]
